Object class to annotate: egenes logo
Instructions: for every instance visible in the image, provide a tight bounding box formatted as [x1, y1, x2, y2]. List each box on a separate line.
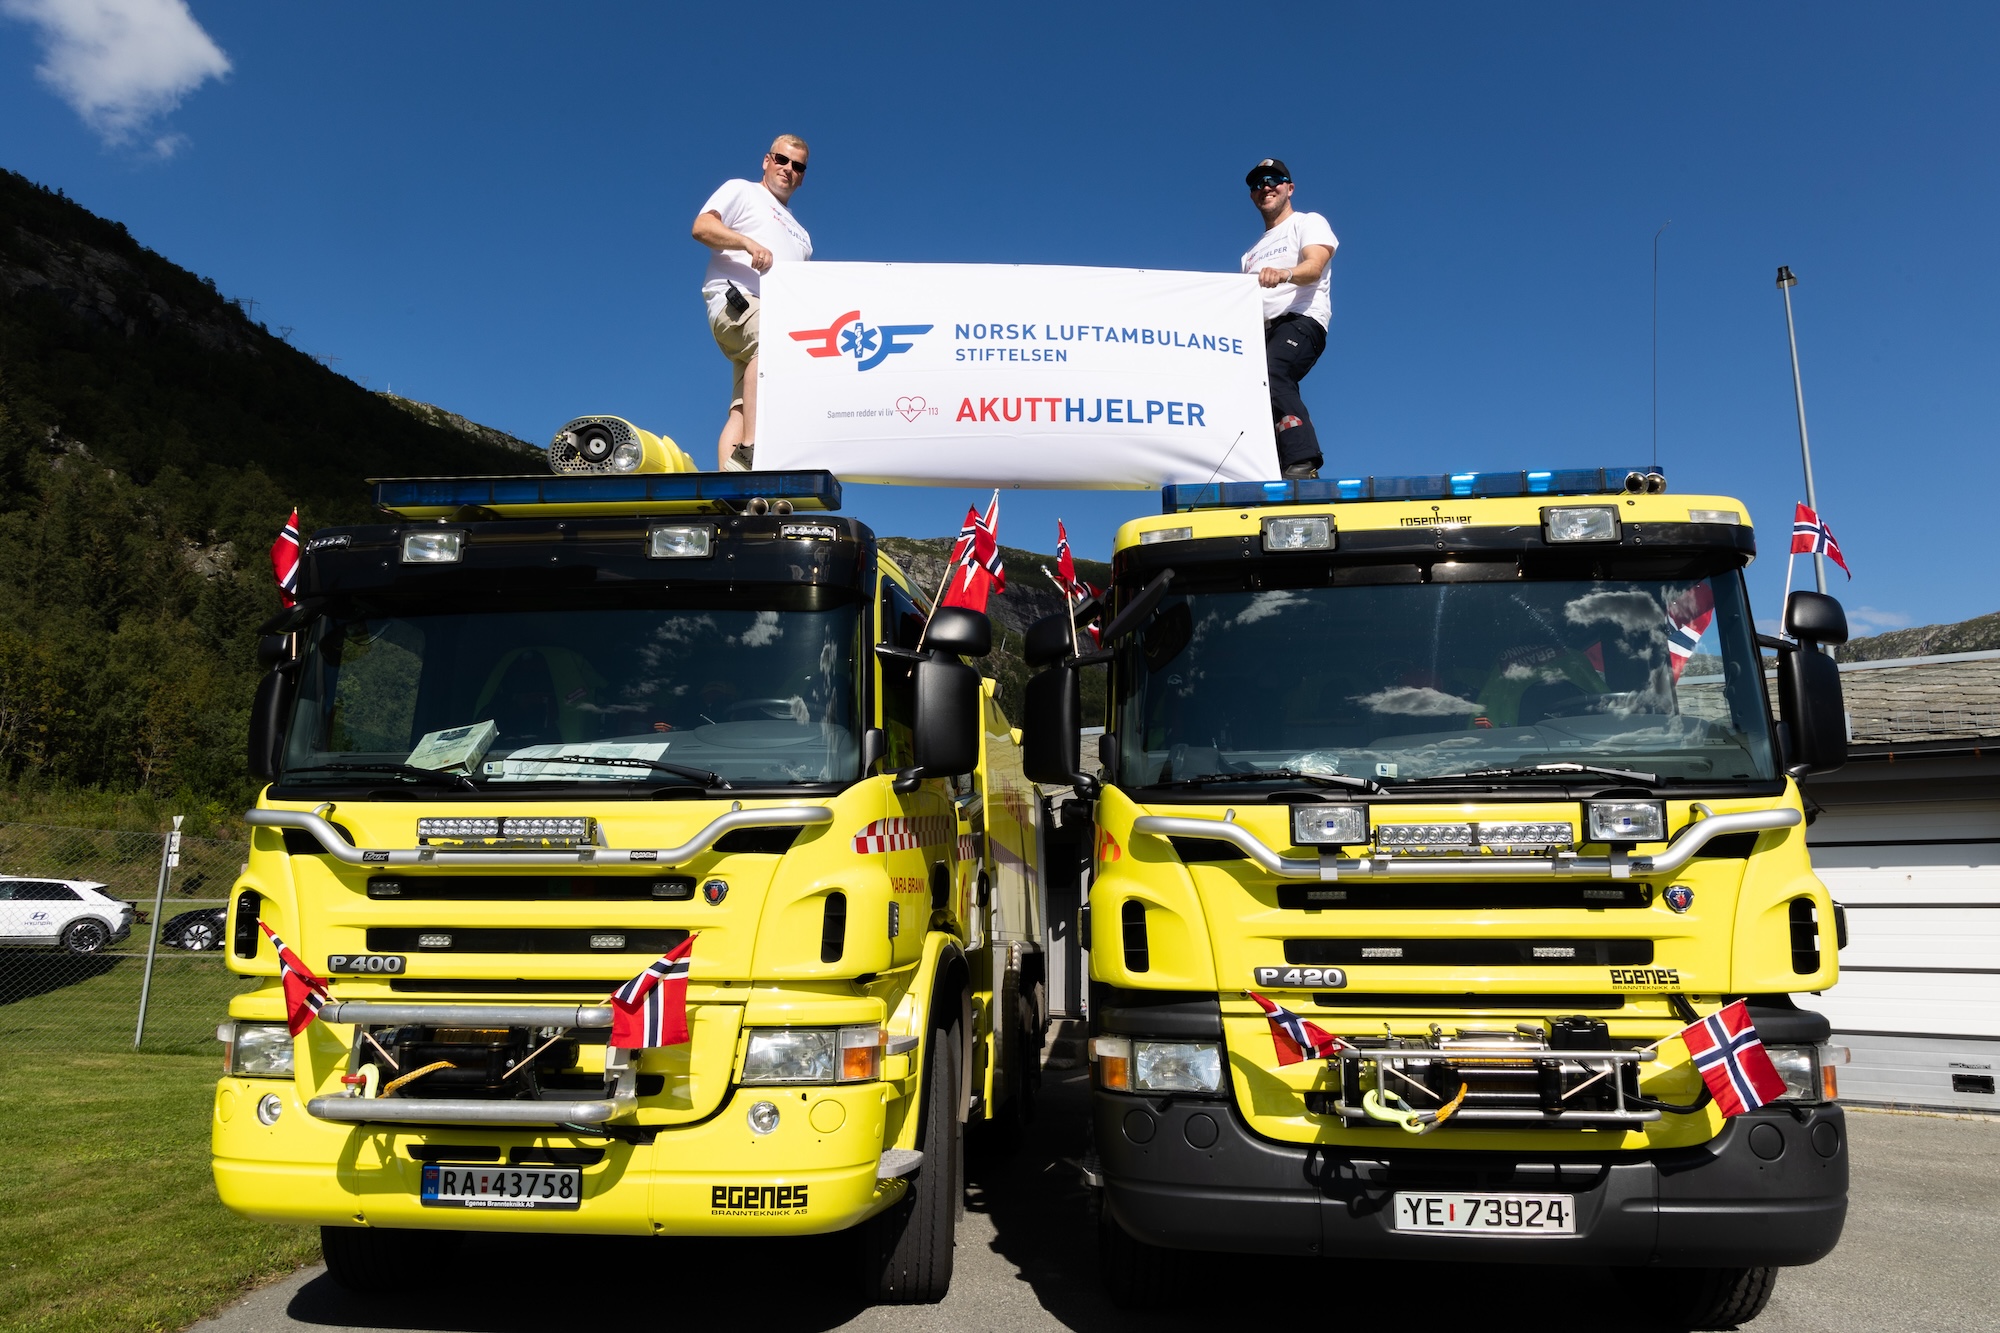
[789, 311, 933, 371]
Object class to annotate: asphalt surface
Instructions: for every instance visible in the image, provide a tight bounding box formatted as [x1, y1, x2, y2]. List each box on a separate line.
[195, 1068, 2000, 1332]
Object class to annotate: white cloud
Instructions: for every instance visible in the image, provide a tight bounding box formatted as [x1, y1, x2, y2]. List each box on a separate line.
[2, 0, 230, 153]
[1233, 590, 1305, 625]
[1352, 686, 1485, 717]
[1848, 606, 1913, 635]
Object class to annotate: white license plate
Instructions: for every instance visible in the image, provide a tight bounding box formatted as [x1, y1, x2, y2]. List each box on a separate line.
[420, 1164, 581, 1210]
[1393, 1192, 1574, 1234]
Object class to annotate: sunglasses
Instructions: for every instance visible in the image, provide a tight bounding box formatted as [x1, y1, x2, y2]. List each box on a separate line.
[1250, 176, 1290, 190]
[768, 152, 807, 173]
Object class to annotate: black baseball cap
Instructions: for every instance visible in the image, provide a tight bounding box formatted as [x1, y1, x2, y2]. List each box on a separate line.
[1246, 158, 1292, 185]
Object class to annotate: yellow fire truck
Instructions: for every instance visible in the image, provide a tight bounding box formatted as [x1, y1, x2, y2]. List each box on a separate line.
[1022, 467, 1850, 1331]
[212, 417, 1047, 1304]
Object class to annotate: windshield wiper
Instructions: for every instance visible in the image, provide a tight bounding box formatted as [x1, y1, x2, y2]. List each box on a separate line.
[1398, 762, 1659, 787]
[518, 753, 729, 788]
[1150, 768, 1383, 794]
[282, 762, 477, 789]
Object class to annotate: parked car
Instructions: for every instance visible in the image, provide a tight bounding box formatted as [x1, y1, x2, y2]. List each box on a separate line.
[162, 906, 227, 951]
[0, 878, 135, 954]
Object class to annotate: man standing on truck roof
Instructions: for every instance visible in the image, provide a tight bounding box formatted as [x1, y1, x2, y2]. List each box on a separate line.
[692, 135, 814, 471]
[1241, 157, 1338, 480]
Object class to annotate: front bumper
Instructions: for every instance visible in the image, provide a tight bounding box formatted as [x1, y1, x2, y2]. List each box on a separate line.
[1094, 1091, 1847, 1266]
[214, 1077, 903, 1237]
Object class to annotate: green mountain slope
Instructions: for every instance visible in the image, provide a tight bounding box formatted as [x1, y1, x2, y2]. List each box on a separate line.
[0, 169, 538, 803]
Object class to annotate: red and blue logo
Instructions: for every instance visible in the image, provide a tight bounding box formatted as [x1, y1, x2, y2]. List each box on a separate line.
[789, 310, 933, 371]
[1664, 884, 1694, 914]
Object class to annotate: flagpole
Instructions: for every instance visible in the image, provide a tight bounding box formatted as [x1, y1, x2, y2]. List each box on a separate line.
[1776, 267, 1827, 594]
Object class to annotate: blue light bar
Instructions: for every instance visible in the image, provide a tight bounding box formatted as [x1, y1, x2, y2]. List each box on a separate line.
[372, 470, 842, 518]
[1162, 466, 1660, 513]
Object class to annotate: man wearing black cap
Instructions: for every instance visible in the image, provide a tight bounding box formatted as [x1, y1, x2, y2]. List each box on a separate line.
[1241, 158, 1338, 479]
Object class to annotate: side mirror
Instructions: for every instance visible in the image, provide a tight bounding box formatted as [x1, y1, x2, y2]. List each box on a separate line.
[1777, 643, 1846, 776]
[924, 607, 991, 658]
[247, 666, 295, 781]
[902, 655, 981, 789]
[1024, 613, 1073, 669]
[1023, 665, 1082, 785]
[1785, 591, 1849, 644]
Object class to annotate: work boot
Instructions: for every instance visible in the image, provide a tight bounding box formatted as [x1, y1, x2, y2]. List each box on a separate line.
[1281, 459, 1319, 480]
[724, 443, 755, 472]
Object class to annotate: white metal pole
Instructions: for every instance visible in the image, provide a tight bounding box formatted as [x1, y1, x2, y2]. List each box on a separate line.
[1776, 266, 1827, 594]
[133, 815, 183, 1048]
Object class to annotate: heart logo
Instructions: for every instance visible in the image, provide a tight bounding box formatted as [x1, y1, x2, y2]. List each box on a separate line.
[895, 396, 927, 423]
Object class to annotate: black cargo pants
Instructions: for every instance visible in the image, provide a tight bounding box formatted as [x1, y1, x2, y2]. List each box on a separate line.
[1265, 312, 1326, 472]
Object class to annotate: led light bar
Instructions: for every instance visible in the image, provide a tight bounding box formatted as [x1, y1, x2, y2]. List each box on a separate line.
[1162, 466, 1663, 514]
[372, 471, 843, 519]
[416, 816, 598, 848]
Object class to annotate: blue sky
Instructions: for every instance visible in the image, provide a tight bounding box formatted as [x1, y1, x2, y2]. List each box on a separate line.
[2, 2, 1994, 637]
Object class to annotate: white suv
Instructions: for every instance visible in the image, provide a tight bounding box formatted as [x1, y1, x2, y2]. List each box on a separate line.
[0, 878, 135, 954]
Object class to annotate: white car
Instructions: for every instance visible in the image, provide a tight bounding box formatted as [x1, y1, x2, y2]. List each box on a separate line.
[0, 878, 134, 954]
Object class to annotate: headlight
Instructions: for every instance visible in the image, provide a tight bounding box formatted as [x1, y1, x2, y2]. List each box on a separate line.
[741, 1025, 882, 1085]
[1090, 1036, 1224, 1094]
[219, 1021, 294, 1077]
[1262, 515, 1333, 552]
[1542, 505, 1619, 543]
[1585, 799, 1666, 842]
[1767, 1043, 1847, 1103]
[400, 530, 464, 564]
[648, 524, 714, 559]
[1292, 804, 1367, 846]
[610, 438, 645, 472]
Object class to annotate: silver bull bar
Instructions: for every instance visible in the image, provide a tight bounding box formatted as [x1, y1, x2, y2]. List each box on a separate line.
[305, 1000, 635, 1128]
[246, 804, 834, 869]
[1131, 807, 1800, 881]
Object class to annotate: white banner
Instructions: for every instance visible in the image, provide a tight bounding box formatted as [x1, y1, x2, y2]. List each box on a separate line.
[755, 262, 1277, 488]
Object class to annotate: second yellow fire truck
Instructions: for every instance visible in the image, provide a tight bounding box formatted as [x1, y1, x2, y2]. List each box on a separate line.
[1023, 466, 1851, 1331]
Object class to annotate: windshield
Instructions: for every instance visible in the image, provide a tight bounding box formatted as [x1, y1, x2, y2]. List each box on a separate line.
[279, 590, 862, 791]
[1115, 569, 1775, 788]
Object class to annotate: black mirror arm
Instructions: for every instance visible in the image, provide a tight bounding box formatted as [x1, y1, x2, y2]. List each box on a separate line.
[1097, 569, 1175, 646]
[874, 643, 930, 664]
[1756, 632, 1793, 653]
[892, 766, 925, 794]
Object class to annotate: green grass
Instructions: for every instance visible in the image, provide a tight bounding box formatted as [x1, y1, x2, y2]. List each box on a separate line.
[0, 952, 258, 1056]
[0, 1052, 320, 1333]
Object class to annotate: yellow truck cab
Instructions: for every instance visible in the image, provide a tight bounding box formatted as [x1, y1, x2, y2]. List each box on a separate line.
[1021, 467, 1851, 1330]
[213, 416, 1048, 1305]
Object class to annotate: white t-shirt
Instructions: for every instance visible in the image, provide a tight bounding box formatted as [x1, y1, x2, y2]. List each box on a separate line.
[1241, 210, 1339, 327]
[698, 179, 813, 312]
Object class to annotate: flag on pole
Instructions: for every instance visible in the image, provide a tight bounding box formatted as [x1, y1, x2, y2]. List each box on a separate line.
[1665, 582, 1716, 681]
[1052, 520, 1105, 646]
[1790, 503, 1851, 579]
[270, 509, 301, 609]
[1677, 998, 1789, 1116]
[259, 921, 329, 1035]
[609, 935, 695, 1048]
[940, 492, 1004, 613]
[1249, 991, 1349, 1065]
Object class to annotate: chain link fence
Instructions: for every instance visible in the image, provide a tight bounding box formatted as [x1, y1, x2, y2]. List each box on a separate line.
[0, 819, 255, 1055]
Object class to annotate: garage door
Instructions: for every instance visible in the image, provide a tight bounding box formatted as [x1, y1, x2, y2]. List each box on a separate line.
[1808, 798, 2000, 1112]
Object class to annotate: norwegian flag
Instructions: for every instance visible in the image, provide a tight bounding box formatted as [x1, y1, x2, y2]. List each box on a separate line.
[1051, 521, 1104, 647]
[259, 921, 329, 1036]
[1665, 582, 1716, 681]
[1790, 503, 1851, 579]
[1249, 991, 1348, 1065]
[940, 492, 1005, 613]
[609, 935, 695, 1049]
[270, 508, 301, 609]
[1678, 999, 1789, 1117]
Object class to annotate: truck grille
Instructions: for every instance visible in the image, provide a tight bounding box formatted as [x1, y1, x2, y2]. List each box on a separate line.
[1275, 883, 1652, 910]
[1284, 938, 1652, 967]
[366, 875, 695, 900]
[365, 927, 687, 954]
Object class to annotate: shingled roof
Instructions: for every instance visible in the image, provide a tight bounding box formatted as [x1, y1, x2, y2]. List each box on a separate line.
[1830, 650, 2000, 749]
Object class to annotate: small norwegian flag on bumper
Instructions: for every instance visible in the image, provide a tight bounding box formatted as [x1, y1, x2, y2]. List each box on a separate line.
[1678, 998, 1789, 1116]
[1249, 991, 1348, 1065]
[259, 920, 329, 1036]
[609, 935, 695, 1048]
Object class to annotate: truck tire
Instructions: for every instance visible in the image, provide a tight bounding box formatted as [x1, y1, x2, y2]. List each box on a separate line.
[1618, 1266, 1779, 1330]
[859, 1021, 961, 1304]
[1099, 1203, 1176, 1309]
[320, 1226, 464, 1293]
